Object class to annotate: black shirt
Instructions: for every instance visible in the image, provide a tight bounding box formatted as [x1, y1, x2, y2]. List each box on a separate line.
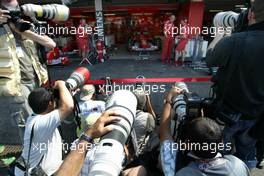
[206, 22, 264, 118]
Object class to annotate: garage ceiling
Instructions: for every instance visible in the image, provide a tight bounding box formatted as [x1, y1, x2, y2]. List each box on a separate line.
[20, 0, 245, 11]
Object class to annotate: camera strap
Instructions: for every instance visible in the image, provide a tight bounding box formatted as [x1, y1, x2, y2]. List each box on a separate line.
[70, 91, 81, 129]
[25, 120, 44, 175]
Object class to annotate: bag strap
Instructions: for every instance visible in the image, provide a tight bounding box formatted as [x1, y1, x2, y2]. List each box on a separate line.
[25, 121, 44, 175]
[25, 122, 35, 175]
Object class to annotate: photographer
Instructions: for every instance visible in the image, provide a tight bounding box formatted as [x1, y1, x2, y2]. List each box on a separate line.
[0, 0, 56, 145]
[159, 87, 250, 176]
[206, 0, 264, 169]
[14, 81, 74, 176]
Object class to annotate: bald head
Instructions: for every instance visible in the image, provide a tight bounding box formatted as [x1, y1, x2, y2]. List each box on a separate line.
[170, 15, 176, 23]
[251, 0, 264, 23]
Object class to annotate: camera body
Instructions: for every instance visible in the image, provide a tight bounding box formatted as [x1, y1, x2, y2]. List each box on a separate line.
[172, 91, 215, 172]
[184, 92, 215, 119]
[172, 91, 214, 124]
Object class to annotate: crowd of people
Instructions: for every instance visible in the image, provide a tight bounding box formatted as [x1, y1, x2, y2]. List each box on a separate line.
[0, 0, 264, 175]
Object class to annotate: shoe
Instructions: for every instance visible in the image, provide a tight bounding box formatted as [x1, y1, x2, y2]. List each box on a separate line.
[174, 60, 181, 66]
[257, 159, 264, 169]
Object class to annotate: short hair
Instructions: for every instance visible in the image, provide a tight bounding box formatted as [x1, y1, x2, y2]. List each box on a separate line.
[186, 117, 223, 159]
[252, 0, 264, 23]
[28, 88, 53, 114]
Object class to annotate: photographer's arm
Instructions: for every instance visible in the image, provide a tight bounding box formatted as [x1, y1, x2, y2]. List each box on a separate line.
[160, 101, 172, 142]
[9, 22, 56, 49]
[54, 81, 74, 121]
[21, 30, 56, 49]
[146, 95, 156, 119]
[56, 111, 119, 176]
[160, 87, 183, 142]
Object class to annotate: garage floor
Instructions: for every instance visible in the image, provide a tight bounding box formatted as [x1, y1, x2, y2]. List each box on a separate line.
[0, 55, 263, 175]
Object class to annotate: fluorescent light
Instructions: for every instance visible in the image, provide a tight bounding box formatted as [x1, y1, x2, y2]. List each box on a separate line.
[235, 4, 246, 8]
[104, 14, 116, 16]
[209, 10, 223, 12]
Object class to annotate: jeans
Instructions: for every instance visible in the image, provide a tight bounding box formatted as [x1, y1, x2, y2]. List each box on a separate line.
[0, 82, 37, 145]
[223, 119, 257, 169]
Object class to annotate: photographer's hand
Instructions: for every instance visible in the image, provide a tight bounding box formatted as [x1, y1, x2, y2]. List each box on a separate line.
[86, 110, 120, 138]
[0, 9, 10, 24]
[166, 86, 184, 102]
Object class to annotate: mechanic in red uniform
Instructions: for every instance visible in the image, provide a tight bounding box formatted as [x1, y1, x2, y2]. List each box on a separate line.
[76, 19, 89, 61]
[161, 15, 176, 63]
[175, 18, 189, 66]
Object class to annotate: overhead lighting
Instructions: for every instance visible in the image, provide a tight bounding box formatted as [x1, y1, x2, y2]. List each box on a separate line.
[132, 13, 143, 16]
[235, 4, 246, 8]
[104, 14, 116, 16]
[209, 10, 223, 13]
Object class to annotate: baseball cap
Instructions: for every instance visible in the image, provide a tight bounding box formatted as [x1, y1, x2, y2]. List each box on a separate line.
[174, 82, 189, 93]
[80, 85, 95, 101]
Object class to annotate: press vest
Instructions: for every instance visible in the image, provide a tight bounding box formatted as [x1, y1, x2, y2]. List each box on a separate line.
[0, 24, 48, 96]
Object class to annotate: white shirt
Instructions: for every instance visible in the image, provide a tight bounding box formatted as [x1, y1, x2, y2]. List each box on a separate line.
[15, 110, 63, 176]
[79, 100, 105, 128]
[79, 100, 105, 117]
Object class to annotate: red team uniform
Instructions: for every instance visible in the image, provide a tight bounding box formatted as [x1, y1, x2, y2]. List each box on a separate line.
[176, 23, 189, 52]
[162, 20, 174, 62]
[76, 24, 89, 54]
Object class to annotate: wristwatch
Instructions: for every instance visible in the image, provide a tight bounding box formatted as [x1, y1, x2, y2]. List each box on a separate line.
[79, 133, 94, 144]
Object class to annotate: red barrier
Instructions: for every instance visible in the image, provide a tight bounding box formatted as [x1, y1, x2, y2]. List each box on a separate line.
[86, 77, 212, 85]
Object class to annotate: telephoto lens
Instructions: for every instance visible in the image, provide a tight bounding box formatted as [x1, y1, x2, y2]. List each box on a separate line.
[213, 11, 239, 29]
[172, 82, 189, 121]
[61, 0, 78, 5]
[66, 67, 90, 91]
[171, 82, 189, 136]
[89, 90, 137, 176]
[21, 4, 70, 22]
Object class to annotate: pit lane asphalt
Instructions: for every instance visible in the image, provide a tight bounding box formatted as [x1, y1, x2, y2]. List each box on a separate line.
[48, 58, 263, 175]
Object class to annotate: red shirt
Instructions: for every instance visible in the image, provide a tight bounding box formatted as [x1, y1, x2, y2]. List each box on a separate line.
[76, 24, 89, 40]
[163, 20, 175, 38]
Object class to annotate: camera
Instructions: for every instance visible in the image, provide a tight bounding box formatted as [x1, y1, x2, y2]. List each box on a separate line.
[171, 83, 215, 139]
[65, 67, 90, 91]
[89, 90, 137, 176]
[213, 11, 239, 29]
[21, 4, 69, 22]
[53, 67, 90, 100]
[171, 83, 215, 171]
[52, 67, 90, 128]
[5, 4, 69, 32]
